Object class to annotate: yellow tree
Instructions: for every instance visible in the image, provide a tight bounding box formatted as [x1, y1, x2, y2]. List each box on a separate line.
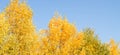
[0, 11, 19, 55]
[2, 0, 40, 54]
[109, 39, 120, 55]
[82, 28, 110, 55]
[39, 14, 85, 55]
[0, 12, 9, 54]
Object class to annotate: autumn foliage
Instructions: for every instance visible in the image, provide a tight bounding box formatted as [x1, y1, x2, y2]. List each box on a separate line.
[0, 0, 120, 55]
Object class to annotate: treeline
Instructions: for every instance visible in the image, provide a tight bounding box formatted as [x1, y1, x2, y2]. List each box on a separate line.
[0, 0, 120, 55]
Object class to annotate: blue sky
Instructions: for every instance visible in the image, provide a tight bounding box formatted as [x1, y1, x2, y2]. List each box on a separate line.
[0, 0, 120, 42]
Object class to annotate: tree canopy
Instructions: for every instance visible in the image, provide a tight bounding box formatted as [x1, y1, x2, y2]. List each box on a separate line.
[0, 0, 119, 55]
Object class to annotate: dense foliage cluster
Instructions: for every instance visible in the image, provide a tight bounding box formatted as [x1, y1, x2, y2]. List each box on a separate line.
[0, 0, 120, 55]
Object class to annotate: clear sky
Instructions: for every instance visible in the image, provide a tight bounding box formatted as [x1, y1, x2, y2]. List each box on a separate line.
[0, 0, 120, 42]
